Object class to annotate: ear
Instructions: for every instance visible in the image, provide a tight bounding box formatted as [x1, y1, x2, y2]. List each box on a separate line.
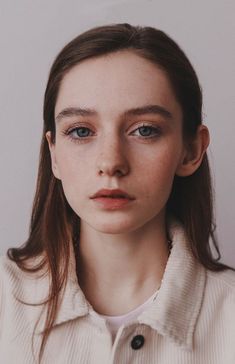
[176, 125, 210, 177]
[45, 131, 61, 179]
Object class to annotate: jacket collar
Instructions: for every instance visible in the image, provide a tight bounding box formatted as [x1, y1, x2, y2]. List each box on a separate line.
[137, 219, 206, 350]
[36, 218, 206, 350]
[35, 242, 90, 334]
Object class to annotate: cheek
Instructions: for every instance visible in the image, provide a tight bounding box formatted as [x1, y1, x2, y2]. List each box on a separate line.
[55, 148, 91, 206]
[137, 145, 181, 181]
[144, 166, 174, 195]
[135, 146, 182, 202]
[56, 155, 87, 212]
[56, 146, 86, 179]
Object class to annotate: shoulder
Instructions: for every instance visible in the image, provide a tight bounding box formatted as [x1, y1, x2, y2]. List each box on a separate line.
[0, 254, 23, 330]
[0, 254, 31, 287]
[205, 267, 235, 303]
[0, 253, 49, 302]
[0, 254, 20, 289]
[0, 254, 22, 277]
[0, 254, 50, 341]
[0, 254, 28, 302]
[207, 267, 235, 288]
[0, 252, 47, 279]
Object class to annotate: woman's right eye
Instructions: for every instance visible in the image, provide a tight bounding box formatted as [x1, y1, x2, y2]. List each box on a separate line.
[60, 125, 94, 144]
[62, 126, 94, 143]
[69, 127, 92, 138]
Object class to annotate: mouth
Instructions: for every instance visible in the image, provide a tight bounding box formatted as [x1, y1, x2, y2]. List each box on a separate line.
[90, 189, 135, 200]
[90, 189, 135, 209]
[98, 195, 128, 199]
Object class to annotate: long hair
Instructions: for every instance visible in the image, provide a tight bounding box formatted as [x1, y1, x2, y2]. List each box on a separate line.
[7, 23, 234, 362]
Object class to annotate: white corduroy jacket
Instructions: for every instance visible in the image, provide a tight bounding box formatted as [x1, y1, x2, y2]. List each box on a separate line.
[0, 220, 235, 363]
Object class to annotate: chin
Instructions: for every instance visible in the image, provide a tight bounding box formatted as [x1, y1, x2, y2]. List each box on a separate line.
[88, 219, 139, 235]
[89, 219, 148, 234]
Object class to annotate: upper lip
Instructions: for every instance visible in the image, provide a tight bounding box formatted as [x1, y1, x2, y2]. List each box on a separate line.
[90, 188, 135, 200]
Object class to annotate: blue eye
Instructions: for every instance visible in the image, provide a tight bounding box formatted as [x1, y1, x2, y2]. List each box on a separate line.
[71, 127, 91, 138]
[133, 125, 162, 138]
[138, 126, 154, 136]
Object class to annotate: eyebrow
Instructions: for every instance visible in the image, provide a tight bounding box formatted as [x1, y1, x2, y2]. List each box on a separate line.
[55, 104, 173, 122]
[55, 107, 97, 122]
[124, 104, 173, 119]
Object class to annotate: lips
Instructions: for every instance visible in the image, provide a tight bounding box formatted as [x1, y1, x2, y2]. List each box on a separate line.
[90, 188, 135, 200]
[90, 189, 135, 210]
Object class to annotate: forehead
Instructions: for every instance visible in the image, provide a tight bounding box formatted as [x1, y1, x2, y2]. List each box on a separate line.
[55, 50, 181, 118]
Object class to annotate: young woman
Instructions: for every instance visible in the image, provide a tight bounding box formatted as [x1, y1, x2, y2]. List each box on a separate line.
[0, 23, 234, 364]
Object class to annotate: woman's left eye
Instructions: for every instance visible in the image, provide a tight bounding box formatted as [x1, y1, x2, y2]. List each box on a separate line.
[131, 125, 162, 138]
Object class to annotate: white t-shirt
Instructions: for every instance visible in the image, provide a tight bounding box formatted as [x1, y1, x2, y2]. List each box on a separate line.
[100, 288, 159, 341]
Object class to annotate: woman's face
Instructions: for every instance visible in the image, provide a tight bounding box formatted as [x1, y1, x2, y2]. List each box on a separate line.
[47, 50, 187, 234]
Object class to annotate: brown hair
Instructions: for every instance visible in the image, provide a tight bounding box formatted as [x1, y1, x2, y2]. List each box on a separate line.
[7, 23, 235, 362]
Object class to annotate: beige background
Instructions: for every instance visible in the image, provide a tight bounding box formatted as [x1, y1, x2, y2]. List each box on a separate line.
[0, 0, 234, 266]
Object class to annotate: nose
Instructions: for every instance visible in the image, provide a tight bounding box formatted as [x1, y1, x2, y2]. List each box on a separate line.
[96, 136, 130, 177]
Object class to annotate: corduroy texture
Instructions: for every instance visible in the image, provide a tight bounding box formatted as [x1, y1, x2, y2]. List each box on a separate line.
[0, 220, 235, 363]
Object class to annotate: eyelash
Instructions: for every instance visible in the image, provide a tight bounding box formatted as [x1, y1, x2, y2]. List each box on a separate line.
[62, 123, 162, 143]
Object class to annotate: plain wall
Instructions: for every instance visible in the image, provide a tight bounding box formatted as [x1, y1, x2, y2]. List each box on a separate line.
[0, 0, 234, 266]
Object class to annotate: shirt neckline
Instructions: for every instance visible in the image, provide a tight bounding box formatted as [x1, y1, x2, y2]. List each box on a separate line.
[100, 287, 159, 320]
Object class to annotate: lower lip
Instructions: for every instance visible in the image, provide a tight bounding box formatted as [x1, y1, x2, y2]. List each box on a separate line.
[91, 197, 133, 209]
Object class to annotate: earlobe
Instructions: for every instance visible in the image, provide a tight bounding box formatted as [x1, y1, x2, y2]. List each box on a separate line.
[45, 131, 61, 180]
[176, 125, 210, 177]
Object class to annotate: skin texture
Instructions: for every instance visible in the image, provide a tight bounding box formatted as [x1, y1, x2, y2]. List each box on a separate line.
[46, 50, 209, 315]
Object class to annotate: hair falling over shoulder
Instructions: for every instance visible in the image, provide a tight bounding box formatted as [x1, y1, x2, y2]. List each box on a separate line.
[7, 23, 235, 362]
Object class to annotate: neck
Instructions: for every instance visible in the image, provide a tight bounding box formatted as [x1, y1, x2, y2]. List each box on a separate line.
[75, 214, 170, 316]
